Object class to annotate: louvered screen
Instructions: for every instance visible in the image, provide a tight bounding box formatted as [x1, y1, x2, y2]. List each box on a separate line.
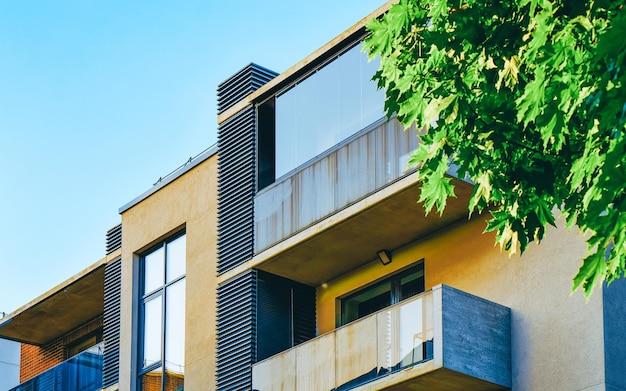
[257, 272, 292, 361]
[292, 283, 317, 345]
[217, 107, 256, 274]
[102, 258, 122, 388]
[217, 63, 278, 114]
[105, 224, 122, 255]
[217, 64, 277, 274]
[256, 272, 317, 360]
[216, 270, 257, 391]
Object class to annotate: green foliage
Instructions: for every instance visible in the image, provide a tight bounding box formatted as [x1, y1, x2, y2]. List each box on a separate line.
[364, 0, 626, 297]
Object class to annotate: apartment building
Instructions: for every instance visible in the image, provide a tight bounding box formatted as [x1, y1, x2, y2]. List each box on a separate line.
[2, 1, 625, 391]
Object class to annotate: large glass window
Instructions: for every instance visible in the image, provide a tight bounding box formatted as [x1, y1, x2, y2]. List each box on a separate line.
[273, 41, 385, 179]
[138, 233, 186, 391]
[340, 261, 424, 326]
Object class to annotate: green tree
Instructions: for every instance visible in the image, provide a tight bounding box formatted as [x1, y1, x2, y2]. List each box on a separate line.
[364, 0, 626, 297]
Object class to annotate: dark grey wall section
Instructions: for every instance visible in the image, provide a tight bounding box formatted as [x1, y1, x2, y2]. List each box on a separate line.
[603, 278, 626, 390]
[216, 270, 258, 391]
[102, 258, 121, 388]
[441, 285, 512, 389]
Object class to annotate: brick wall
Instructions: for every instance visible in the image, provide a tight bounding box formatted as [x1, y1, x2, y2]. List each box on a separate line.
[19, 339, 64, 383]
[19, 316, 103, 383]
[140, 371, 184, 391]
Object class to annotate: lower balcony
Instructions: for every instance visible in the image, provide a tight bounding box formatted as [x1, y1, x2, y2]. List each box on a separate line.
[10, 343, 103, 391]
[252, 285, 511, 391]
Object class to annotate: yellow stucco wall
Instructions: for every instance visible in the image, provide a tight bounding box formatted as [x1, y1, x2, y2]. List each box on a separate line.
[119, 153, 218, 390]
[318, 215, 605, 391]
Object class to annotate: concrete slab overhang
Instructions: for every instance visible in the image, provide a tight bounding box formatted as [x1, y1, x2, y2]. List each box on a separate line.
[0, 259, 106, 345]
[253, 176, 475, 286]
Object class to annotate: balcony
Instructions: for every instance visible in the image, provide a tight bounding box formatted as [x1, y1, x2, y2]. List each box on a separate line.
[252, 285, 511, 391]
[252, 118, 474, 286]
[10, 343, 103, 391]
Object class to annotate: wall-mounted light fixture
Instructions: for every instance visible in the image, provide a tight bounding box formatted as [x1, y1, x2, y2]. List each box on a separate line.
[377, 249, 392, 266]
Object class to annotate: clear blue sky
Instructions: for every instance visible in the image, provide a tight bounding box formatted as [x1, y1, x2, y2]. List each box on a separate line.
[0, 1, 385, 314]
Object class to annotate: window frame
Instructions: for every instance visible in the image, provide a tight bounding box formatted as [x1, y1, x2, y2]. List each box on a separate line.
[65, 329, 103, 359]
[137, 231, 186, 391]
[339, 260, 425, 327]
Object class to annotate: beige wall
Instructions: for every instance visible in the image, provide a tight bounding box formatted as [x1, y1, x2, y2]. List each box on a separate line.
[318, 215, 605, 391]
[119, 153, 218, 390]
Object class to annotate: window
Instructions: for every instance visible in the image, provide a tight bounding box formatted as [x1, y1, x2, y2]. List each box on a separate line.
[340, 261, 424, 326]
[257, 41, 386, 189]
[138, 233, 186, 391]
[66, 329, 103, 358]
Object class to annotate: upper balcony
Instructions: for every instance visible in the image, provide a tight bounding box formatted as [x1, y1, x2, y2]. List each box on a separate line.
[252, 115, 473, 286]
[0, 260, 105, 345]
[215, 36, 474, 282]
[9, 343, 103, 391]
[252, 284, 511, 391]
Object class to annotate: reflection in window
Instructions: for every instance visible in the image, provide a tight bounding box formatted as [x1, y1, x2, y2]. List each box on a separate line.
[340, 261, 424, 326]
[144, 248, 164, 295]
[342, 281, 391, 325]
[166, 235, 185, 283]
[165, 280, 185, 376]
[274, 42, 385, 179]
[140, 367, 163, 391]
[139, 232, 186, 391]
[397, 299, 425, 367]
[142, 296, 163, 368]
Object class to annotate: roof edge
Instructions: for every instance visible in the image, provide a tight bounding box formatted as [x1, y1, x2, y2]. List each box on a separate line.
[216, 0, 394, 125]
[0, 256, 108, 322]
[119, 145, 218, 214]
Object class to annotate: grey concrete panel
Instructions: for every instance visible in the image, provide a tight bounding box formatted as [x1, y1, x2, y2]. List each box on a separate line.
[441, 285, 512, 389]
[604, 278, 626, 391]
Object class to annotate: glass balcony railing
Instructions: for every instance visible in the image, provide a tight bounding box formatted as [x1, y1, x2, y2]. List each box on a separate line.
[10, 342, 103, 391]
[253, 290, 434, 391]
[253, 285, 512, 391]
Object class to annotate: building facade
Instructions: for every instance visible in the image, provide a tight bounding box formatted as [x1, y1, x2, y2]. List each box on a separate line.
[2, 2, 625, 391]
[209, 2, 625, 390]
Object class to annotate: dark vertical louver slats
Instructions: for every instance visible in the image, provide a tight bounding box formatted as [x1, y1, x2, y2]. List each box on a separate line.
[257, 272, 292, 361]
[217, 64, 277, 274]
[105, 223, 122, 254]
[256, 272, 317, 361]
[217, 63, 278, 114]
[102, 258, 122, 388]
[292, 283, 317, 346]
[216, 63, 277, 390]
[217, 107, 256, 274]
[216, 270, 258, 391]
